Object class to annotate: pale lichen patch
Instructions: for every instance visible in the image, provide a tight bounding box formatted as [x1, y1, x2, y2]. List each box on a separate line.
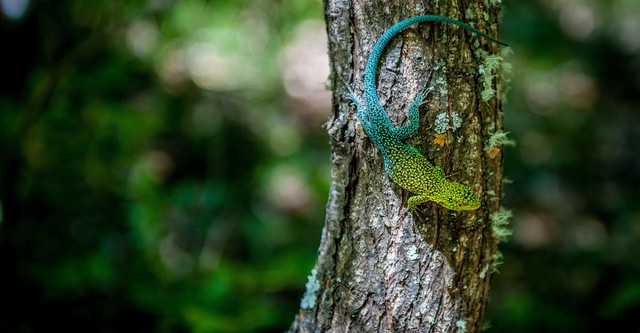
[491, 206, 513, 243]
[300, 268, 320, 309]
[456, 319, 467, 333]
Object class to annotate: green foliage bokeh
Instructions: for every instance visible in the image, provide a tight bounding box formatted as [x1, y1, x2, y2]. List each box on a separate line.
[2, 0, 327, 332]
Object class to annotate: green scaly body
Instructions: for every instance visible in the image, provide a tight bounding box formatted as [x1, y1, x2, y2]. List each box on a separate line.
[348, 15, 507, 211]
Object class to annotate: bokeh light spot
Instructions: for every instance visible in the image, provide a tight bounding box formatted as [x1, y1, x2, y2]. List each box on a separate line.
[559, 3, 596, 40]
[1, 0, 29, 20]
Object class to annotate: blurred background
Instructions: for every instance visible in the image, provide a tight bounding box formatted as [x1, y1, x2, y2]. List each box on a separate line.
[0, 0, 638, 332]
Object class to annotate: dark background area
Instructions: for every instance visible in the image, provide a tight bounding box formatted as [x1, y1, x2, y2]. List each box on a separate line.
[1, 0, 639, 332]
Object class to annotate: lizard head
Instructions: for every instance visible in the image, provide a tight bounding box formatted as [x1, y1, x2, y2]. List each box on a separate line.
[436, 181, 481, 211]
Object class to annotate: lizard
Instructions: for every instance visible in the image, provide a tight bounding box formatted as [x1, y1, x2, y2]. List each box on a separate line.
[347, 15, 507, 211]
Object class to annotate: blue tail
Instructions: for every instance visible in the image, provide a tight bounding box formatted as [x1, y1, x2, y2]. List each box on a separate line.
[355, 15, 506, 154]
[363, 15, 506, 106]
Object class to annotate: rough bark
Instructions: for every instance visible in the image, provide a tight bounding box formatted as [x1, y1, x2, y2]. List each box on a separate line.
[290, 0, 505, 332]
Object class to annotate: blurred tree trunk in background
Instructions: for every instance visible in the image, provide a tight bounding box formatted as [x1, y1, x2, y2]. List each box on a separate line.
[289, 0, 507, 332]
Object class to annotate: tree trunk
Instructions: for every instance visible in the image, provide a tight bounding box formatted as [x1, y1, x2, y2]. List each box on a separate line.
[290, 0, 506, 332]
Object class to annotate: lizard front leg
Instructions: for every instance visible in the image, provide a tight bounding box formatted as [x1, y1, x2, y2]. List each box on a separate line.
[408, 193, 431, 210]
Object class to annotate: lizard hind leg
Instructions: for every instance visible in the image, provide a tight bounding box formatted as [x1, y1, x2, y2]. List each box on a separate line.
[391, 86, 434, 140]
[340, 77, 372, 131]
[342, 79, 366, 111]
